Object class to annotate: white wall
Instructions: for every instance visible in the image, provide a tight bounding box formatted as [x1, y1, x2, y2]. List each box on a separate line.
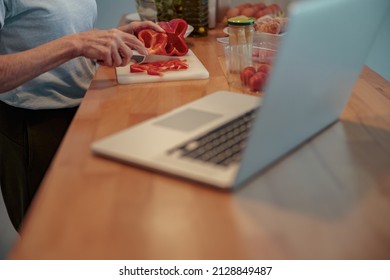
[95, 0, 136, 29]
[365, 11, 390, 81]
[94, 0, 292, 29]
[230, 0, 292, 10]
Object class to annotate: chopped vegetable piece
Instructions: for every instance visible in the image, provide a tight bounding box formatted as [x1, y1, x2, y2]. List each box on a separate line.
[129, 59, 189, 76]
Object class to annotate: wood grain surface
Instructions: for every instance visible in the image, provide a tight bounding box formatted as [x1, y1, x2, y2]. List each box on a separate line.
[8, 26, 390, 260]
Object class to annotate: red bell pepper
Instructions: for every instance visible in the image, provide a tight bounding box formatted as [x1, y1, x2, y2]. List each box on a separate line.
[137, 19, 189, 56]
[130, 59, 189, 76]
[158, 19, 188, 56]
[136, 29, 168, 55]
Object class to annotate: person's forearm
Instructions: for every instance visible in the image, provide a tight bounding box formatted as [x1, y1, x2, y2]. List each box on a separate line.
[0, 26, 153, 94]
[0, 35, 79, 93]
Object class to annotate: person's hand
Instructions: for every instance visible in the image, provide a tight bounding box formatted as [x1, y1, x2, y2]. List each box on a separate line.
[118, 20, 165, 36]
[71, 28, 148, 67]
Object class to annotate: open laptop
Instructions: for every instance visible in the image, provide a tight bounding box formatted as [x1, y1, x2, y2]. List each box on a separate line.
[92, 0, 389, 189]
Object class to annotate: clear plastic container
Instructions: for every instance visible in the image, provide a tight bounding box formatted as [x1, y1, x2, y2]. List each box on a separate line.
[224, 44, 276, 95]
[224, 17, 276, 95]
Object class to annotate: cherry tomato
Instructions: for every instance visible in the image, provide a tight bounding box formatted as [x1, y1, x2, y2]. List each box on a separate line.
[257, 63, 271, 75]
[240, 66, 256, 86]
[248, 72, 267, 92]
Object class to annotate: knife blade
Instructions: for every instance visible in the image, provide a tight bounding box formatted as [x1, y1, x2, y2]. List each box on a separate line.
[131, 54, 181, 64]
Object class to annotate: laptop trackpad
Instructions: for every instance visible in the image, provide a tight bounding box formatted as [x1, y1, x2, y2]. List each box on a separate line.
[154, 108, 222, 132]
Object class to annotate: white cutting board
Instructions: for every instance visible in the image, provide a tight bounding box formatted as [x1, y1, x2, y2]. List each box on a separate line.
[116, 50, 209, 84]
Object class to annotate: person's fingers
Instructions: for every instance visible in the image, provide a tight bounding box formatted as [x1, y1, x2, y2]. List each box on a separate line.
[111, 49, 123, 67]
[120, 33, 148, 55]
[139, 20, 165, 32]
[120, 21, 165, 35]
[79, 29, 149, 66]
[101, 31, 127, 66]
[95, 45, 113, 67]
[117, 42, 133, 66]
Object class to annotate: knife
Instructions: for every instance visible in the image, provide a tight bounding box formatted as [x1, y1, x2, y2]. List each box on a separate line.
[131, 54, 181, 64]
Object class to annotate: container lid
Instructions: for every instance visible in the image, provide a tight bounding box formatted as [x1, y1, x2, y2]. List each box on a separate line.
[227, 16, 255, 26]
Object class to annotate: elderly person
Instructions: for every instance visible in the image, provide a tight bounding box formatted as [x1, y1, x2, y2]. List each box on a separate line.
[0, 0, 163, 230]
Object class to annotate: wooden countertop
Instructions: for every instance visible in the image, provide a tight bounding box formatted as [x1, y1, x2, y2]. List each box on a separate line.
[8, 28, 390, 260]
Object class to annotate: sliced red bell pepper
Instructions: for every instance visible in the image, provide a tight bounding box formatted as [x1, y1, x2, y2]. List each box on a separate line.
[129, 64, 148, 73]
[159, 19, 189, 56]
[129, 59, 189, 76]
[137, 29, 168, 55]
[137, 19, 189, 57]
[147, 68, 163, 76]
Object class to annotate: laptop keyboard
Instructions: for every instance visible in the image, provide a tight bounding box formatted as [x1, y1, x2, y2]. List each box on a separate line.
[168, 108, 258, 167]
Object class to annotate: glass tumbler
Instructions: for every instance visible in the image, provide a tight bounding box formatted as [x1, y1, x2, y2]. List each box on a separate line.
[136, 0, 158, 22]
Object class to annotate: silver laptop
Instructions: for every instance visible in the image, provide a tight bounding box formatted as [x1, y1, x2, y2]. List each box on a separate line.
[91, 0, 389, 189]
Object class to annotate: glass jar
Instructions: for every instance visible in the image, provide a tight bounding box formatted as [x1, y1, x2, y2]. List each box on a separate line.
[155, 0, 183, 22]
[227, 16, 255, 45]
[225, 16, 255, 78]
[182, 0, 208, 37]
